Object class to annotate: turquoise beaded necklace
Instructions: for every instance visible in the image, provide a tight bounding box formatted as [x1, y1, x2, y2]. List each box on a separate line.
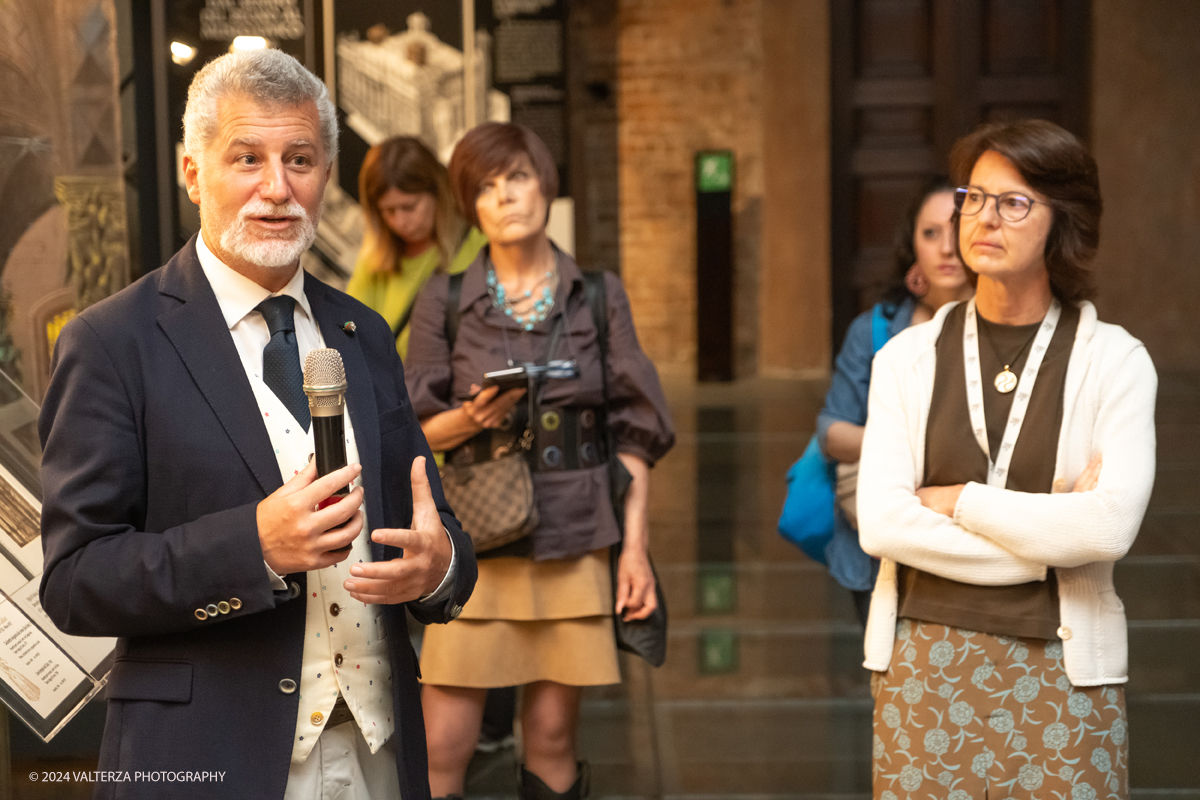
[486, 257, 558, 331]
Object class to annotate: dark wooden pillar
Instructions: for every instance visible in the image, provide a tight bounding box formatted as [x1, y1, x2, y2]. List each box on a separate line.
[695, 151, 734, 382]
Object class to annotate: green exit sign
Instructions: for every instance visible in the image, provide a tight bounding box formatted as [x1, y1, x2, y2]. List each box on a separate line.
[696, 151, 733, 193]
[698, 629, 739, 674]
[697, 565, 736, 615]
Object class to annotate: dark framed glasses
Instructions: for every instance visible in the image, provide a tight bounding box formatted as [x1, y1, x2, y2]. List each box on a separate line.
[955, 186, 1038, 222]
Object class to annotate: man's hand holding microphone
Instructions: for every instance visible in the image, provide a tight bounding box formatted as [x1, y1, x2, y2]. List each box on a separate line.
[256, 348, 451, 603]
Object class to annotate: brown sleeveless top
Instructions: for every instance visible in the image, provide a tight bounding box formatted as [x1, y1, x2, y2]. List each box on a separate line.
[897, 301, 1080, 639]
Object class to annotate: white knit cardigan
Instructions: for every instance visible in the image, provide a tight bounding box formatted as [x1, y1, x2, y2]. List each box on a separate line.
[857, 300, 1157, 686]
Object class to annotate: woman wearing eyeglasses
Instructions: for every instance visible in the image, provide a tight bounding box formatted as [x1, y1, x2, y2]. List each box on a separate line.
[857, 119, 1156, 798]
[404, 123, 674, 800]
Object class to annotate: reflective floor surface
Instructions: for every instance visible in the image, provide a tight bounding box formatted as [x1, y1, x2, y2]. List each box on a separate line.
[461, 373, 1200, 799]
[9, 374, 1199, 799]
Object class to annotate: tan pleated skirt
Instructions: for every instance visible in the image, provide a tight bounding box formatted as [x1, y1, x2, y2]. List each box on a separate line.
[419, 550, 621, 688]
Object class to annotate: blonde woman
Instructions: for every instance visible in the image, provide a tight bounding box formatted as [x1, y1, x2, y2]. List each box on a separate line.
[348, 136, 488, 359]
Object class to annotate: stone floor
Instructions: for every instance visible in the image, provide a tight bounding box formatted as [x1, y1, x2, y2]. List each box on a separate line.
[9, 374, 1199, 799]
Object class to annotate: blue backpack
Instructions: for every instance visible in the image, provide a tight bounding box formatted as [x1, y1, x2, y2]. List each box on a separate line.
[778, 305, 891, 564]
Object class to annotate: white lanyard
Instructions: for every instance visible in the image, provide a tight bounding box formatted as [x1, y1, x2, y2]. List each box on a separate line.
[962, 298, 1061, 488]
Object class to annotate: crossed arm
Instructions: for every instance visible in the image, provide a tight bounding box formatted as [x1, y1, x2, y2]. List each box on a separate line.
[857, 345, 1156, 582]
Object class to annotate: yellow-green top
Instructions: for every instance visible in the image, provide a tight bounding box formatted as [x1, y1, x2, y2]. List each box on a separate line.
[346, 227, 488, 360]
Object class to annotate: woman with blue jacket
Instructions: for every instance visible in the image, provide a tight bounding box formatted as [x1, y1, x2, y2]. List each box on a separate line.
[817, 177, 972, 624]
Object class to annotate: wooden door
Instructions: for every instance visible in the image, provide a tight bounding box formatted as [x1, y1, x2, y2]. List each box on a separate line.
[830, 0, 1090, 349]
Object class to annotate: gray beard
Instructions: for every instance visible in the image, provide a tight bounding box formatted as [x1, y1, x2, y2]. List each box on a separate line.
[218, 206, 319, 270]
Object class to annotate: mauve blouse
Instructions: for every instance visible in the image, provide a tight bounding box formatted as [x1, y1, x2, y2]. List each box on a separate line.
[404, 246, 676, 560]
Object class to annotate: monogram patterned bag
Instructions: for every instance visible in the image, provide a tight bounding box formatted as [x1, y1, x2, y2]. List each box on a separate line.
[439, 274, 561, 553]
[440, 439, 539, 553]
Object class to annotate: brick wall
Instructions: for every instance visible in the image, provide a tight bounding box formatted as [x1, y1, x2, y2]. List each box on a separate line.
[611, 0, 1199, 376]
[617, 0, 764, 376]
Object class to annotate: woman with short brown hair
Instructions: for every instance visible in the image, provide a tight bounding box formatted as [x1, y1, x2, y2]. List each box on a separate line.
[405, 122, 674, 799]
[858, 119, 1156, 798]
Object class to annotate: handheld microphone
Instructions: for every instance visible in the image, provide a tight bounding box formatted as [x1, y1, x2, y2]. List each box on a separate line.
[303, 350, 351, 529]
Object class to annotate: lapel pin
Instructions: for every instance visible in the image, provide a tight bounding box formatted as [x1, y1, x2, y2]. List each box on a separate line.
[342, 321, 356, 334]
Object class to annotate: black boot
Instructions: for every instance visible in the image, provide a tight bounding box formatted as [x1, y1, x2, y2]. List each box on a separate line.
[516, 762, 590, 800]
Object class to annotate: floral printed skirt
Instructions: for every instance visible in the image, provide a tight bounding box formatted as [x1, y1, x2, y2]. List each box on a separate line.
[872, 618, 1129, 799]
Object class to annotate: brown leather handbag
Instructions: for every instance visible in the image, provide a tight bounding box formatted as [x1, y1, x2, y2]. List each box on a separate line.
[440, 431, 539, 553]
[438, 274, 559, 553]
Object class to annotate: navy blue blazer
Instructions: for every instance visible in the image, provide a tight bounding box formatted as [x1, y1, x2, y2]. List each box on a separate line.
[38, 237, 476, 800]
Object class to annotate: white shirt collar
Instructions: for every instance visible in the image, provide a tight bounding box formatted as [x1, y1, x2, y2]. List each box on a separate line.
[195, 231, 314, 330]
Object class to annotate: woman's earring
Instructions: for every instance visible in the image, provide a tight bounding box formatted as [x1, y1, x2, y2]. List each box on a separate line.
[905, 264, 929, 297]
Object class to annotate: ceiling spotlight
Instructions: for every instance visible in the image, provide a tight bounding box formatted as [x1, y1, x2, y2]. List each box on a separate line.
[170, 41, 197, 66]
[230, 36, 270, 52]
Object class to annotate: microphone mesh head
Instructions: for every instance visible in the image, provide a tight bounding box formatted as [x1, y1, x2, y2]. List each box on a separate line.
[303, 349, 347, 408]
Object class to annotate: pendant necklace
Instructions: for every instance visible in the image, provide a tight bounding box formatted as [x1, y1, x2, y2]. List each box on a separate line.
[962, 298, 1061, 487]
[979, 321, 1040, 394]
[487, 251, 559, 332]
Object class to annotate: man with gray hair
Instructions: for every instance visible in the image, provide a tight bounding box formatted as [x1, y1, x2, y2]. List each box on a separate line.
[38, 48, 475, 800]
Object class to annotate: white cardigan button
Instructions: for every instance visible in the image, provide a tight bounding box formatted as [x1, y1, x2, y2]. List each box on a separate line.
[1057, 625, 1072, 640]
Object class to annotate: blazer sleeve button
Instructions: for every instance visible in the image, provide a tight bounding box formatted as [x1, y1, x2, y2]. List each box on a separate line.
[205, 603, 219, 617]
[229, 598, 243, 610]
[217, 601, 231, 614]
[279, 679, 297, 694]
[194, 608, 208, 621]
[450, 604, 463, 619]
[289, 582, 301, 599]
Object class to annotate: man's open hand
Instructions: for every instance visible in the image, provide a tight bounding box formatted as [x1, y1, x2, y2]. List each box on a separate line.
[258, 460, 364, 575]
[344, 456, 452, 604]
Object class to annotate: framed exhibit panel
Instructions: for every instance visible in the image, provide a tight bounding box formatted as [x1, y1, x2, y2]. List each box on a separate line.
[332, 0, 567, 197]
[140, 1, 573, 286]
[0, 0, 130, 745]
[0, 370, 113, 742]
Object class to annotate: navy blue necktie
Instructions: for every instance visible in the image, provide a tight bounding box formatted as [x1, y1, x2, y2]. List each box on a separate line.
[256, 296, 311, 431]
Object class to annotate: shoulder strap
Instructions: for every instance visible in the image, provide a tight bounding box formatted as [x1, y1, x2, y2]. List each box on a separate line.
[584, 271, 634, 532]
[583, 270, 616, 461]
[583, 271, 609, 392]
[444, 272, 464, 351]
[394, 300, 417, 345]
